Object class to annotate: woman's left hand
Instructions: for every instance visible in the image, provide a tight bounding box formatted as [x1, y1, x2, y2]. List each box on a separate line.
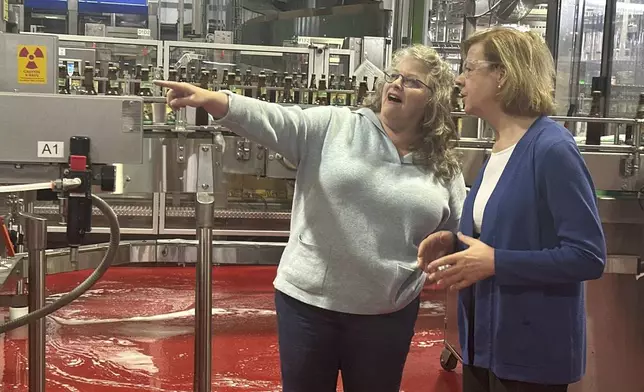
[425, 232, 496, 291]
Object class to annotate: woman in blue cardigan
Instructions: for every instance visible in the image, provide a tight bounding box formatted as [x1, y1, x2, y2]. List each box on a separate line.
[418, 27, 607, 391]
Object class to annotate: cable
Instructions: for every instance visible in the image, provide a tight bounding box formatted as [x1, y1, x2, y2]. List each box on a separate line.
[0, 179, 82, 194]
[0, 193, 120, 334]
[0, 182, 53, 194]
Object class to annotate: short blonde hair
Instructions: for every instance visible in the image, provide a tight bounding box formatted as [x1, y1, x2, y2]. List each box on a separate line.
[462, 27, 556, 117]
[364, 45, 460, 183]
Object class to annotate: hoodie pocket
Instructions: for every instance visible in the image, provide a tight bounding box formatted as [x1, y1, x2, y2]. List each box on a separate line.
[392, 263, 425, 307]
[280, 234, 330, 295]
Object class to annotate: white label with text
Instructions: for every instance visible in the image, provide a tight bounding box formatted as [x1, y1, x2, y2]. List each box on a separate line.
[37, 141, 64, 158]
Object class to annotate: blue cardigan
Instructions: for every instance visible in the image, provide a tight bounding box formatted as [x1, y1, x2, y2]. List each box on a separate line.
[457, 116, 606, 385]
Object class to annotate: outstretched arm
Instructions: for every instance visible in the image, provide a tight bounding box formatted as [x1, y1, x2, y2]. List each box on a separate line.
[155, 81, 334, 164]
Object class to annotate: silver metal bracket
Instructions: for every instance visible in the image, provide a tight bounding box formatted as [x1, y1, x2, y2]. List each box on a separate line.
[269, 152, 297, 171]
[196, 144, 215, 194]
[235, 137, 251, 161]
[620, 155, 634, 178]
[176, 133, 187, 164]
[213, 133, 228, 209]
[255, 144, 266, 177]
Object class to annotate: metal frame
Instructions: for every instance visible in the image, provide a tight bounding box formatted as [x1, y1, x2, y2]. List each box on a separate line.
[328, 47, 356, 78]
[23, 32, 165, 68]
[0, 239, 287, 288]
[598, 0, 617, 117]
[544, 0, 563, 66]
[162, 40, 312, 80]
[15, 113, 644, 238]
[156, 188, 290, 237]
[44, 193, 161, 236]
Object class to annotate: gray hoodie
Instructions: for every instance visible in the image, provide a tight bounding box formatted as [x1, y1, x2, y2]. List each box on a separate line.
[216, 91, 466, 315]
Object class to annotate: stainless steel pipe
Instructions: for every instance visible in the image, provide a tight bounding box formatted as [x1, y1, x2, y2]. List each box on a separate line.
[23, 212, 47, 392]
[193, 193, 214, 392]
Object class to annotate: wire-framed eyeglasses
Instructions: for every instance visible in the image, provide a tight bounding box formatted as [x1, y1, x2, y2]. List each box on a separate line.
[384, 72, 430, 90]
[461, 60, 499, 78]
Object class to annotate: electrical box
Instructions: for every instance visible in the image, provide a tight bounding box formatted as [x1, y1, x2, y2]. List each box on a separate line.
[0, 93, 143, 164]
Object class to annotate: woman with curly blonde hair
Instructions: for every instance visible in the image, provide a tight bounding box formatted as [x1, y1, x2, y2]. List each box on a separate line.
[156, 44, 465, 392]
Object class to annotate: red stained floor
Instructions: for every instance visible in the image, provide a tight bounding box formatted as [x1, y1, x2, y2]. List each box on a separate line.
[0, 266, 462, 391]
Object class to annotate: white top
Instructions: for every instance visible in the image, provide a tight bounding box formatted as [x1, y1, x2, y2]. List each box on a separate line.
[473, 144, 516, 233]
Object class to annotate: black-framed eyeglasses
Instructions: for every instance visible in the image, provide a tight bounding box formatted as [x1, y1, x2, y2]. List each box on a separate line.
[384, 72, 430, 90]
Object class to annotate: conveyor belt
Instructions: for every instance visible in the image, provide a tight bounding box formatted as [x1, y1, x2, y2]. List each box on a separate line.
[32, 205, 292, 220]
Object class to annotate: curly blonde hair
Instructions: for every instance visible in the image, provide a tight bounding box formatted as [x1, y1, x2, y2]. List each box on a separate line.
[363, 45, 460, 183]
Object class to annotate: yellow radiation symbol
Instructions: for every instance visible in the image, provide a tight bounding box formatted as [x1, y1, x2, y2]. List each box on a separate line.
[17, 45, 47, 84]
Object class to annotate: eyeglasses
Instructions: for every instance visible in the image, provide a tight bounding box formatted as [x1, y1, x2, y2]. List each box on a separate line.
[384, 72, 430, 90]
[461, 60, 499, 78]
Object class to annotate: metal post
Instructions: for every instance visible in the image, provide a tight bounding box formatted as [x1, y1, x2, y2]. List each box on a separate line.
[392, 0, 405, 51]
[565, 0, 586, 127]
[178, 0, 185, 41]
[67, 0, 78, 35]
[544, 0, 562, 67]
[633, 121, 642, 182]
[1, 0, 7, 33]
[420, 0, 432, 45]
[193, 0, 204, 36]
[461, 0, 480, 139]
[193, 144, 215, 392]
[148, 0, 159, 39]
[22, 212, 47, 392]
[599, 0, 617, 117]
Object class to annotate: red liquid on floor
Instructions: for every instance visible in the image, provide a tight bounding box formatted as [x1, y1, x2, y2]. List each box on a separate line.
[1, 266, 462, 391]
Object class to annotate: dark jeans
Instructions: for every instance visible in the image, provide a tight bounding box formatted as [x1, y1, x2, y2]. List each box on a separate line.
[463, 365, 569, 392]
[274, 290, 420, 392]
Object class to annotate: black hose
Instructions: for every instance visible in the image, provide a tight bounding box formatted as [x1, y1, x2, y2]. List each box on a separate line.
[0, 194, 120, 334]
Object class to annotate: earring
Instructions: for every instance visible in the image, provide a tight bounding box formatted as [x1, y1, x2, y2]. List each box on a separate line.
[498, 85, 501, 89]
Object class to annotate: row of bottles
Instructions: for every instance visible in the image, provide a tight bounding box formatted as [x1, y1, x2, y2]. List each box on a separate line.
[163, 66, 377, 126]
[164, 65, 377, 107]
[56, 60, 377, 127]
[57, 60, 161, 97]
[58, 60, 157, 125]
[58, 60, 377, 107]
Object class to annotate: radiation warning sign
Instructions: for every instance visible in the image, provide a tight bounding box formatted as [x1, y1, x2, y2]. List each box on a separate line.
[17, 46, 47, 85]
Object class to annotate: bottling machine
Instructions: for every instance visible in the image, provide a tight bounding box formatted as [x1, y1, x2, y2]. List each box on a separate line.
[0, 30, 643, 392]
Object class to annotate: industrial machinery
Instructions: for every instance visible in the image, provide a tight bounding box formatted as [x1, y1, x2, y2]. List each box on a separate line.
[3, 32, 362, 241]
[0, 88, 139, 391]
[0, 31, 301, 392]
[1, 23, 643, 391]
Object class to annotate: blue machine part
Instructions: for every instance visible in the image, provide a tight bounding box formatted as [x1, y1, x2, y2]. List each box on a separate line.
[25, 0, 148, 15]
[79, 0, 148, 15]
[25, 0, 68, 11]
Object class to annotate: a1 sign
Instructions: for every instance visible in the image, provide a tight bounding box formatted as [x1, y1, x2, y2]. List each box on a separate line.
[37, 141, 65, 158]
